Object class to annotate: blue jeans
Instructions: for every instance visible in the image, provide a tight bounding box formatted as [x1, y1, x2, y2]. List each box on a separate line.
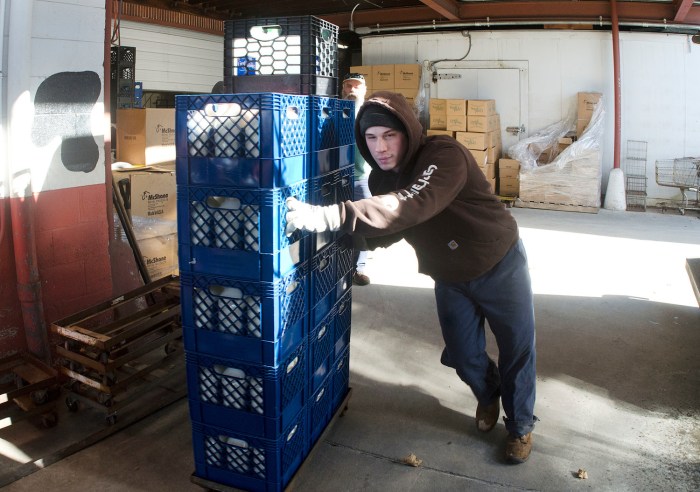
[353, 178, 371, 273]
[435, 239, 537, 437]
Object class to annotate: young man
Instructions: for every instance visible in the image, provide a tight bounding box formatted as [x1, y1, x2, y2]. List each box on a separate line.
[286, 91, 537, 463]
[341, 73, 372, 286]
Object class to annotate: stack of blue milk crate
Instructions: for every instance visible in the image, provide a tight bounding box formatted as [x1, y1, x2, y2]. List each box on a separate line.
[177, 15, 353, 492]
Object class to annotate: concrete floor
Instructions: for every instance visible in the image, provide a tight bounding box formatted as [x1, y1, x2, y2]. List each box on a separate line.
[2, 206, 699, 491]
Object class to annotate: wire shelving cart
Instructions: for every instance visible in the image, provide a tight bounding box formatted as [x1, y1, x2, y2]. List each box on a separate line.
[654, 157, 700, 215]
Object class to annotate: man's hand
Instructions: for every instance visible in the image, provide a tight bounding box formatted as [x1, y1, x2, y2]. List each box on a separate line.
[285, 197, 341, 236]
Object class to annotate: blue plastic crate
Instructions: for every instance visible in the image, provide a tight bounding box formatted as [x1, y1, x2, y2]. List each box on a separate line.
[309, 243, 337, 308]
[332, 346, 350, 412]
[177, 182, 310, 279]
[308, 304, 335, 393]
[309, 96, 337, 152]
[308, 375, 332, 446]
[186, 345, 307, 438]
[335, 99, 355, 147]
[176, 93, 309, 188]
[310, 270, 350, 335]
[191, 407, 307, 492]
[334, 290, 352, 360]
[224, 16, 338, 79]
[180, 268, 308, 364]
[335, 234, 354, 279]
[334, 166, 354, 203]
[308, 147, 338, 178]
[337, 144, 355, 170]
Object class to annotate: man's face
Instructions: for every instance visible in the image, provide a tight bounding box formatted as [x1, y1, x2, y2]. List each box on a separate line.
[342, 79, 366, 101]
[364, 126, 408, 173]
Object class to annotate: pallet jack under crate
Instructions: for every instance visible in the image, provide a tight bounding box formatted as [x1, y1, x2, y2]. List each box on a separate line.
[0, 352, 60, 429]
[50, 275, 184, 425]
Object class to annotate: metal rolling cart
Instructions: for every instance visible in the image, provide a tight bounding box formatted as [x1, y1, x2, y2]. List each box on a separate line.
[51, 275, 183, 425]
[0, 353, 60, 429]
[655, 157, 700, 215]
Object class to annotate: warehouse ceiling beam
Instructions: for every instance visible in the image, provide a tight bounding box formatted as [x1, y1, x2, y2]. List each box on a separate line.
[673, 0, 694, 22]
[420, 0, 460, 21]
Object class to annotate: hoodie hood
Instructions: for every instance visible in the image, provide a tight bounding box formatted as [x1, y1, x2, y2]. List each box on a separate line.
[355, 91, 424, 174]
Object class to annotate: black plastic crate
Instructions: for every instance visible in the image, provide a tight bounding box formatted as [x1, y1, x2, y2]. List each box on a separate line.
[224, 16, 338, 78]
[111, 46, 135, 65]
[225, 74, 337, 97]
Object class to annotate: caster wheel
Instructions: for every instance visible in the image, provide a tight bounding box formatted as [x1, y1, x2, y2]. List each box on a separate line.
[106, 414, 118, 426]
[41, 412, 58, 428]
[66, 396, 79, 412]
[31, 389, 49, 405]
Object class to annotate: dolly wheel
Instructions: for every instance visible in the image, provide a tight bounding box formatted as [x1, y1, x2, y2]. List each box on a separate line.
[66, 396, 79, 412]
[41, 412, 58, 428]
[31, 389, 49, 405]
[106, 414, 118, 426]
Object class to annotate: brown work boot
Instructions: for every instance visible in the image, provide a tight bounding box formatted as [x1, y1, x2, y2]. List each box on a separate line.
[475, 398, 500, 432]
[505, 432, 532, 464]
[352, 272, 370, 286]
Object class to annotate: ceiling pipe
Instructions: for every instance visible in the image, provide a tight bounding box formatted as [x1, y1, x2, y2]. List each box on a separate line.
[354, 19, 700, 35]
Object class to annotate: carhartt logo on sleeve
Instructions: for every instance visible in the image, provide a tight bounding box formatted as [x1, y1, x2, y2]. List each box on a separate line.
[448, 240, 459, 250]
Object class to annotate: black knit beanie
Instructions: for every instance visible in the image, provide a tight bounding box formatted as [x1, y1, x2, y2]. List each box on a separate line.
[359, 105, 406, 135]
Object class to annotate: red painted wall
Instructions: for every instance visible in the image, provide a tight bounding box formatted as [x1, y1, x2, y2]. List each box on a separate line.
[0, 199, 25, 358]
[0, 184, 113, 355]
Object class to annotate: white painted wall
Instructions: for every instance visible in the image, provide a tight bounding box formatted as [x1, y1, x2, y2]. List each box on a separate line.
[361, 30, 700, 203]
[1, 0, 105, 195]
[118, 20, 223, 94]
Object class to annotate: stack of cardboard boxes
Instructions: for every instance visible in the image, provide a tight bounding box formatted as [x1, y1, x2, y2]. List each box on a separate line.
[427, 98, 502, 192]
[113, 108, 178, 280]
[497, 158, 520, 197]
[349, 64, 421, 105]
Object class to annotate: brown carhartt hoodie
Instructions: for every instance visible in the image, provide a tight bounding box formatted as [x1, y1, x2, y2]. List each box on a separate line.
[339, 91, 519, 281]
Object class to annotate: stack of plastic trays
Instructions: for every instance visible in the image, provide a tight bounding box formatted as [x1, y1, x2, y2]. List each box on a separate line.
[305, 96, 355, 449]
[177, 92, 313, 492]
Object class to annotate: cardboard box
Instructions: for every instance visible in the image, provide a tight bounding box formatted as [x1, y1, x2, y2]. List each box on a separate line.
[429, 98, 447, 115]
[372, 64, 395, 90]
[427, 129, 455, 137]
[446, 114, 467, 132]
[429, 113, 448, 130]
[487, 146, 500, 164]
[499, 176, 520, 196]
[137, 233, 178, 281]
[467, 99, 497, 116]
[455, 131, 492, 150]
[349, 65, 373, 87]
[393, 87, 419, 100]
[499, 158, 521, 170]
[446, 99, 467, 116]
[479, 162, 495, 179]
[487, 176, 497, 193]
[470, 149, 487, 166]
[112, 165, 177, 222]
[467, 114, 500, 133]
[116, 109, 176, 166]
[394, 64, 421, 89]
[577, 92, 602, 120]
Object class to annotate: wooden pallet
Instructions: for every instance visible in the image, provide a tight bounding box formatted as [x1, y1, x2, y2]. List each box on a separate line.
[514, 199, 599, 214]
[50, 275, 184, 424]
